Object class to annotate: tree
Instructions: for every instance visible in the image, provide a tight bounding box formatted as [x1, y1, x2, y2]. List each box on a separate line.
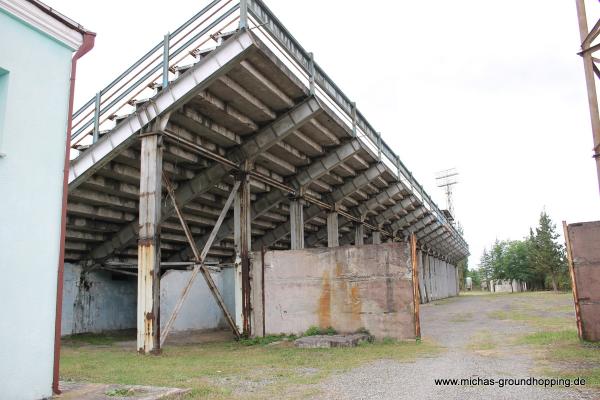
[457, 258, 469, 290]
[479, 248, 493, 285]
[530, 211, 567, 291]
[502, 240, 532, 290]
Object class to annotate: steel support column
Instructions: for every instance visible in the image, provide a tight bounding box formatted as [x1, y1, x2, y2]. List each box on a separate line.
[234, 171, 252, 336]
[137, 133, 163, 354]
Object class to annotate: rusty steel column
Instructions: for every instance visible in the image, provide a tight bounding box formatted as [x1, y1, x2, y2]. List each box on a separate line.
[234, 170, 252, 336]
[137, 133, 163, 354]
[575, 0, 600, 194]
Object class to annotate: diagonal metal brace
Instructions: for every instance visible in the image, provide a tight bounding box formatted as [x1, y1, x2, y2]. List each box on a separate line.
[160, 174, 241, 346]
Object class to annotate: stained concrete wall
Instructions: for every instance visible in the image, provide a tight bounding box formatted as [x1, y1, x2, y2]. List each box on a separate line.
[566, 221, 600, 341]
[418, 253, 459, 303]
[61, 264, 235, 335]
[490, 279, 526, 293]
[160, 267, 235, 332]
[251, 243, 417, 340]
[61, 263, 136, 335]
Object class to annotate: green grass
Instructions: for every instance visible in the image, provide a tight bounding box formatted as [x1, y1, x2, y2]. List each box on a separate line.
[238, 334, 296, 346]
[467, 330, 497, 353]
[517, 329, 600, 388]
[517, 330, 578, 346]
[62, 331, 135, 346]
[61, 336, 439, 399]
[106, 387, 134, 397]
[449, 312, 473, 323]
[303, 326, 337, 336]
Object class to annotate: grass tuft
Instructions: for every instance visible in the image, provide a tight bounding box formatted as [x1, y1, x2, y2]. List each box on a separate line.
[238, 334, 296, 346]
[304, 326, 337, 336]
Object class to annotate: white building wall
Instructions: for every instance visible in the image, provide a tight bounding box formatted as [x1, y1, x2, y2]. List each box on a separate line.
[0, 7, 77, 399]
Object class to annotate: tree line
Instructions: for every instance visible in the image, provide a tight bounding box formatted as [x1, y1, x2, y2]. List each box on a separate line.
[471, 211, 569, 291]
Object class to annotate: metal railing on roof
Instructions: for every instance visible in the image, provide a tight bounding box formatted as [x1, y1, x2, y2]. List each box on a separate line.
[71, 0, 241, 146]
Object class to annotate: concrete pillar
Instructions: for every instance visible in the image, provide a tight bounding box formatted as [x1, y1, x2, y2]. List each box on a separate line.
[137, 133, 162, 354]
[417, 250, 425, 304]
[327, 211, 339, 247]
[234, 172, 252, 335]
[372, 231, 381, 245]
[354, 223, 364, 245]
[289, 199, 304, 250]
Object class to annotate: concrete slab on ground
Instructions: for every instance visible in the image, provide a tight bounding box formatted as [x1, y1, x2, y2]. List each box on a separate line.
[54, 381, 189, 400]
[295, 333, 372, 348]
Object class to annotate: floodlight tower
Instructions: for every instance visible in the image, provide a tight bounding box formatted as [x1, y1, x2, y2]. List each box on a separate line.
[436, 168, 459, 219]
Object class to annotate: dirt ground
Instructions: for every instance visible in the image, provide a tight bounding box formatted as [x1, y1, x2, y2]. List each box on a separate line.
[58, 292, 600, 399]
[316, 292, 600, 399]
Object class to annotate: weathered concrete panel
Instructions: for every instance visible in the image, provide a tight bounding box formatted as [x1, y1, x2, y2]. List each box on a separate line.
[160, 268, 235, 332]
[491, 279, 526, 293]
[417, 250, 427, 304]
[420, 255, 458, 303]
[62, 265, 235, 335]
[251, 243, 416, 340]
[61, 263, 136, 335]
[566, 221, 600, 341]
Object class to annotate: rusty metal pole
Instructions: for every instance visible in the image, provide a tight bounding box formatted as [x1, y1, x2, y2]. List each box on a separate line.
[575, 0, 600, 194]
[234, 169, 252, 336]
[411, 233, 421, 340]
[261, 245, 266, 338]
[137, 132, 163, 354]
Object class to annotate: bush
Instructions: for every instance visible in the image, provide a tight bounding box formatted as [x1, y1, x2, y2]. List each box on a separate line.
[304, 326, 337, 336]
[239, 334, 295, 346]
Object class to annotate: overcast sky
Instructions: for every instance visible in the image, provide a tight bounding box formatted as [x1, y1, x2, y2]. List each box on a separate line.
[52, 0, 600, 267]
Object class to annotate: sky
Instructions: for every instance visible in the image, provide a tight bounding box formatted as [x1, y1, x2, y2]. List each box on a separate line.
[51, 0, 600, 267]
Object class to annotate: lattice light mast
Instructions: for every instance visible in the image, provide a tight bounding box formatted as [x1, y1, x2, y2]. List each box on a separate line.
[436, 168, 459, 219]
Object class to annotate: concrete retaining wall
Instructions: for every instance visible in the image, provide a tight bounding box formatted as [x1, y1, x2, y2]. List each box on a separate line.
[62, 264, 235, 335]
[251, 243, 417, 340]
[418, 252, 459, 303]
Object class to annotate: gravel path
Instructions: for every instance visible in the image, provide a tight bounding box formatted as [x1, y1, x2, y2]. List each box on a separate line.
[315, 293, 599, 400]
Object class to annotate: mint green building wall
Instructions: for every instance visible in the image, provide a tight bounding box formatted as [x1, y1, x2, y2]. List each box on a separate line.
[0, 9, 75, 400]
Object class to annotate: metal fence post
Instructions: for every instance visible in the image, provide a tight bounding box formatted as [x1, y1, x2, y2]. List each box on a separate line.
[163, 33, 170, 89]
[92, 91, 101, 143]
[239, 0, 248, 29]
